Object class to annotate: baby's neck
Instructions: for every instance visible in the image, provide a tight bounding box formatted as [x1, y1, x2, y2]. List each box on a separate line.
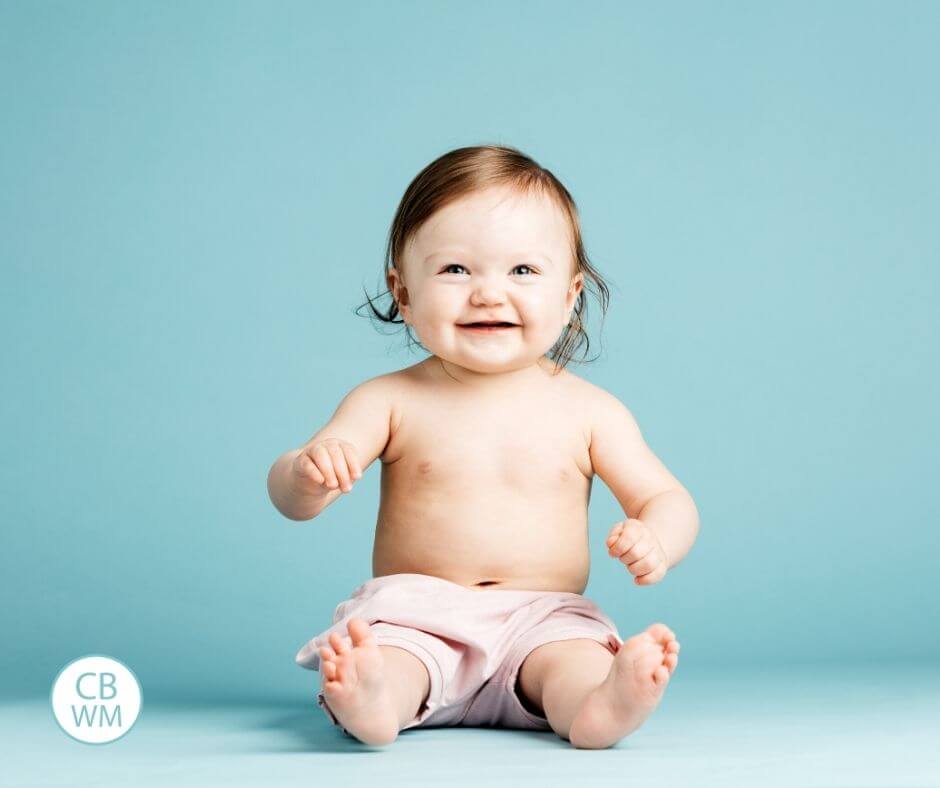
[432, 355, 557, 388]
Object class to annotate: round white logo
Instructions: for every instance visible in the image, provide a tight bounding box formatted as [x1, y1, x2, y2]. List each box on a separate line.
[50, 655, 142, 744]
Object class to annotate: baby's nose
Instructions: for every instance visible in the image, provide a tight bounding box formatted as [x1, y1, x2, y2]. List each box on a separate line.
[470, 283, 506, 304]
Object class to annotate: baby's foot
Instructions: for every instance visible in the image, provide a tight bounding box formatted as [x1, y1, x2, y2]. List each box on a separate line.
[567, 622, 680, 749]
[318, 618, 400, 745]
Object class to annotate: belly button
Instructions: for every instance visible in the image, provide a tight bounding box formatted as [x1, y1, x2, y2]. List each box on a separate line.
[474, 580, 500, 587]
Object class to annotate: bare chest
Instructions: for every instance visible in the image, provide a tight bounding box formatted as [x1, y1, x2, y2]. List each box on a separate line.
[380, 381, 593, 494]
[371, 366, 595, 591]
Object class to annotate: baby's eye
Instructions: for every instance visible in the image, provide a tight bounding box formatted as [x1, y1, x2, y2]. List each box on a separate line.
[439, 264, 538, 276]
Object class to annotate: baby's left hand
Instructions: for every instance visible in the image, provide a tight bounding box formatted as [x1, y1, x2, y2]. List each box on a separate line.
[606, 518, 669, 586]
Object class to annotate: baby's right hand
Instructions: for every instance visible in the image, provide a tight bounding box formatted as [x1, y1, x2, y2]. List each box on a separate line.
[291, 439, 363, 495]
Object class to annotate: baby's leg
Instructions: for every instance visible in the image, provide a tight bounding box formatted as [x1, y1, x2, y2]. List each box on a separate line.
[318, 618, 431, 746]
[378, 645, 432, 727]
[518, 637, 615, 740]
[518, 624, 679, 749]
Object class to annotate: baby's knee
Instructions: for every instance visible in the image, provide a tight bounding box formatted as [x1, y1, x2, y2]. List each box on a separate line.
[525, 638, 613, 685]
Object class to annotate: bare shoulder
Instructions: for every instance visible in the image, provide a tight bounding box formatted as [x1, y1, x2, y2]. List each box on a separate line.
[366, 360, 433, 438]
[350, 368, 405, 401]
[541, 366, 609, 456]
[554, 368, 629, 441]
[577, 377, 635, 432]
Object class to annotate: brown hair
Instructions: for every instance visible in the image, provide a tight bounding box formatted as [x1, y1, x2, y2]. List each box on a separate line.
[356, 144, 611, 372]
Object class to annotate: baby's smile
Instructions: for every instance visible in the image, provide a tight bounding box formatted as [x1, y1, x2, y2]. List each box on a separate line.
[457, 324, 520, 334]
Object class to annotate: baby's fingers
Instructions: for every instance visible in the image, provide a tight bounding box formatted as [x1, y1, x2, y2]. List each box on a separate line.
[325, 444, 353, 491]
[608, 523, 644, 560]
[627, 547, 663, 581]
[310, 445, 339, 488]
[605, 523, 623, 547]
[297, 451, 326, 485]
[634, 562, 667, 586]
[342, 444, 363, 482]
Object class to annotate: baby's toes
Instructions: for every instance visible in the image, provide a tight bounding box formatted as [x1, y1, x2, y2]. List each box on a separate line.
[324, 653, 359, 690]
[635, 645, 667, 675]
[653, 665, 670, 686]
[665, 639, 680, 654]
[645, 623, 676, 643]
[328, 632, 353, 654]
[663, 652, 679, 673]
[346, 617, 378, 646]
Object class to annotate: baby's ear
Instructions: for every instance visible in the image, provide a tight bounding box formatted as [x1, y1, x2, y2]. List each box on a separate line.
[565, 272, 584, 313]
[571, 271, 584, 294]
[387, 267, 410, 311]
[386, 267, 400, 292]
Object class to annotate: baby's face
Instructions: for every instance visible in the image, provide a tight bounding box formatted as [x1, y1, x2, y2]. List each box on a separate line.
[390, 185, 583, 375]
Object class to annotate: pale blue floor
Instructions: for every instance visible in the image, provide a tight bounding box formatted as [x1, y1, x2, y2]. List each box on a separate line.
[5, 665, 938, 787]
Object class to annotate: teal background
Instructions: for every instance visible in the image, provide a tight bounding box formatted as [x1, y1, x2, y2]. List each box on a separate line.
[2, 0, 938, 710]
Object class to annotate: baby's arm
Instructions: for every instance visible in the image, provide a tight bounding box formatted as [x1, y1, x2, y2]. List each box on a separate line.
[588, 386, 700, 571]
[267, 375, 394, 521]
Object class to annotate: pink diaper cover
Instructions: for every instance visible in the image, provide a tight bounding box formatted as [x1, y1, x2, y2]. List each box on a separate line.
[295, 573, 623, 734]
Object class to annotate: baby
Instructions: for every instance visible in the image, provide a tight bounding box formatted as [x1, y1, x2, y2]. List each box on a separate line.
[267, 144, 700, 749]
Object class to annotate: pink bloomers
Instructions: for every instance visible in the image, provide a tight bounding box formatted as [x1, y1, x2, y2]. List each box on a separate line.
[295, 572, 623, 733]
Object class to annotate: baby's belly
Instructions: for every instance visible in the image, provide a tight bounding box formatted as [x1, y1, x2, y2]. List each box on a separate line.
[372, 494, 592, 594]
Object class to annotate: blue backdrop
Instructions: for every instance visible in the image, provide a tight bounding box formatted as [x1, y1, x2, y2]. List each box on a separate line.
[2, 0, 937, 703]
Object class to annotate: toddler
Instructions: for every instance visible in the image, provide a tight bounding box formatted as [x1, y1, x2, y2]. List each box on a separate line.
[267, 144, 700, 749]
